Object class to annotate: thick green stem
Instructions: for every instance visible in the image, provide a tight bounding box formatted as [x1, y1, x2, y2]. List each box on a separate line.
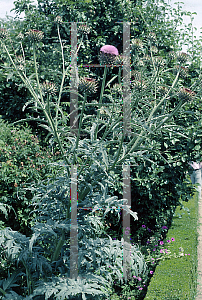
[22, 258, 33, 295]
[72, 93, 87, 165]
[94, 66, 107, 140]
[111, 133, 125, 170]
[33, 43, 44, 105]
[77, 115, 123, 180]
[52, 231, 65, 262]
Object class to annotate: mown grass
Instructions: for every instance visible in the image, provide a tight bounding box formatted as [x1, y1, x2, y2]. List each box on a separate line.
[144, 190, 199, 300]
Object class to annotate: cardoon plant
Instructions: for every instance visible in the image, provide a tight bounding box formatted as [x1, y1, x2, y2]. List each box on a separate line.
[0, 18, 200, 299]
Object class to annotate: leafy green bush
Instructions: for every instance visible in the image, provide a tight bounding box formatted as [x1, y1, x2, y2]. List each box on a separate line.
[0, 118, 62, 234]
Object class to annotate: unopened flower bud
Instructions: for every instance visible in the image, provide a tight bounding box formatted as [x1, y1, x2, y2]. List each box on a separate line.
[26, 29, 44, 42]
[153, 56, 165, 68]
[132, 80, 147, 91]
[150, 46, 158, 54]
[147, 32, 157, 43]
[78, 77, 98, 94]
[178, 87, 195, 101]
[0, 28, 8, 39]
[177, 52, 189, 64]
[174, 65, 189, 78]
[157, 86, 168, 96]
[110, 83, 122, 95]
[54, 16, 63, 24]
[41, 81, 57, 95]
[131, 38, 143, 52]
[16, 32, 24, 40]
[78, 24, 91, 35]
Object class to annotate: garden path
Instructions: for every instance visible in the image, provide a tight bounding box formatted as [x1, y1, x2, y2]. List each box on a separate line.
[196, 191, 202, 299]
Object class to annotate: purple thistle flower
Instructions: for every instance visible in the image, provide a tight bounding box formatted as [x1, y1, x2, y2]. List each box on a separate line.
[100, 45, 119, 56]
[159, 241, 164, 245]
[162, 226, 168, 230]
[150, 271, 154, 274]
[99, 45, 119, 65]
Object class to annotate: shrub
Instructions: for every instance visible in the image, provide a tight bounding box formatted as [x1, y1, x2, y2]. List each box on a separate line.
[0, 118, 63, 234]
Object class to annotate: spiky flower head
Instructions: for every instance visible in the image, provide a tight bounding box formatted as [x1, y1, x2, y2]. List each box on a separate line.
[114, 54, 130, 65]
[26, 29, 44, 42]
[99, 45, 119, 65]
[136, 59, 145, 67]
[41, 81, 57, 95]
[78, 77, 98, 94]
[131, 70, 141, 81]
[16, 32, 24, 40]
[177, 52, 189, 64]
[153, 56, 165, 68]
[150, 46, 158, 54]
[167, 51, 176, 60]
[147, 32, 157, 43]
[0, 28, 9, 39]
[178, 87, 195, 102]
[157, 86, 169, 96]
[15, 56, 25, 71]
[78, 24, 91, 35]
[110, 83, 122, 96]
[132, 80, 147, 91]
[131, 38, 143, 52]
[174, 65, 189, 78]
[54, 16, 63, 24]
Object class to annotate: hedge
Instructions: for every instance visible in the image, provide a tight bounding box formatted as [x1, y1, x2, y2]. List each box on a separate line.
[144, 184, 198, 300]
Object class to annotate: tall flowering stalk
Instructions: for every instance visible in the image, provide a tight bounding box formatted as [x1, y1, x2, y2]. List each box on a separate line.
[0, 29, 197, 199]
